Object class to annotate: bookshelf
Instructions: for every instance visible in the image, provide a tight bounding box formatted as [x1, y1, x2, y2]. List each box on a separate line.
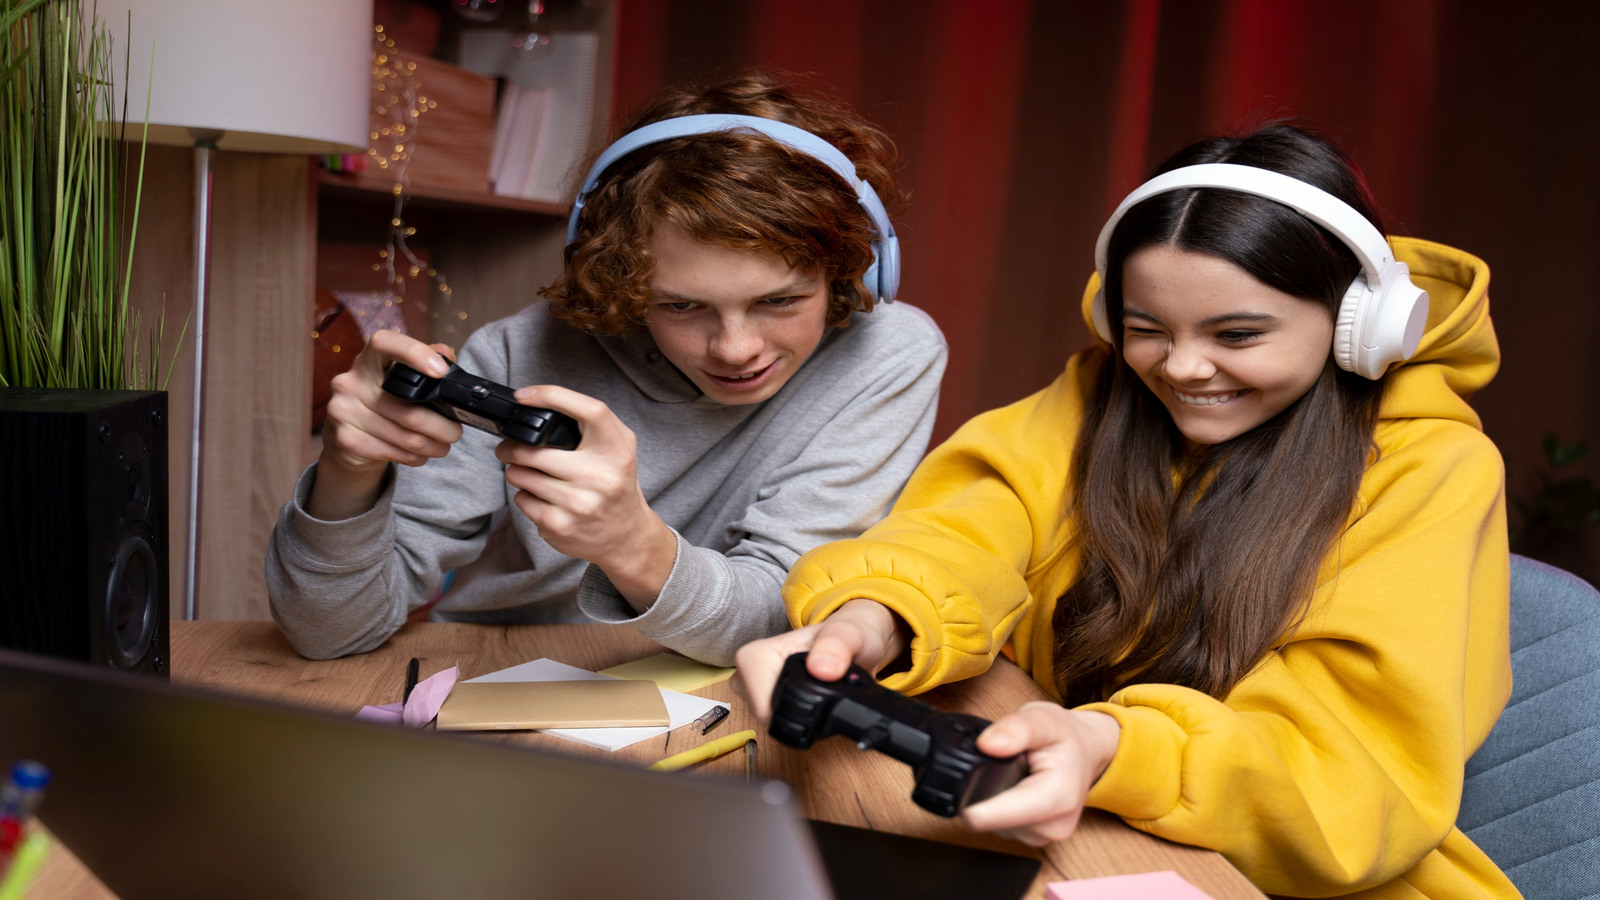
[317, 169, 570, 216]
[145, 2, 616, 623]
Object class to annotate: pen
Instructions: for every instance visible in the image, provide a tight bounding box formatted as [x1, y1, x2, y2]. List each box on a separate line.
[403, 658, 420, 704]
[690, 704, 729, 735]
[647, 730, 757, 772]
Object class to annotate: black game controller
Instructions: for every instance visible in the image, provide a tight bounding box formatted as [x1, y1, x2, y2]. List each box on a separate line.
[768, 652, 1029, 818]
[381, 357, 582, 450]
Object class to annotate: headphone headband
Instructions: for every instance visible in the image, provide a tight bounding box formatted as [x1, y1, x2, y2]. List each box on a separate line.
[1090, 162, 1428, 379]
[566, 114, 900, 303]
[1094, 164, 1392, 288]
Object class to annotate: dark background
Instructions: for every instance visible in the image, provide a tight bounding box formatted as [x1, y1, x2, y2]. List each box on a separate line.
[419, 0, 1598, 580]
[602, 0, 1600, 581]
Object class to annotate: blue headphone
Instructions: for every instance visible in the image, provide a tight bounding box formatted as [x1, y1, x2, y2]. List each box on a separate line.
[566, 114, 901, 304]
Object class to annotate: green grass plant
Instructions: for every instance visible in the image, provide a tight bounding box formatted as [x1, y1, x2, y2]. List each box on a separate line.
[1, 0, 177, 390]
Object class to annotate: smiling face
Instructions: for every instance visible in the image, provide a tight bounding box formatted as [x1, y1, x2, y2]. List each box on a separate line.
[643, 224, 830, 405]
[1119, 245, 1334, 446]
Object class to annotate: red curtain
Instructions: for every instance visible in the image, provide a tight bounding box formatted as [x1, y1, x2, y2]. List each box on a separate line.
[611, 0, 1600, 576]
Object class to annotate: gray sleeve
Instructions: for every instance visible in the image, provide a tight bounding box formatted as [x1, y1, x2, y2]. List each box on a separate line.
[577, 311, 948, 665]
[265, 462, 412, 659]
[265, 339, 515, 660]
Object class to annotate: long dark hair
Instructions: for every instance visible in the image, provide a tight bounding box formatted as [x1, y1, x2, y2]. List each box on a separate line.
[1051, 124, 1387, 706]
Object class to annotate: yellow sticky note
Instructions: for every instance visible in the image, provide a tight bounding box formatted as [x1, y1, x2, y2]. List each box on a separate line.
[600, 651, 734, 693]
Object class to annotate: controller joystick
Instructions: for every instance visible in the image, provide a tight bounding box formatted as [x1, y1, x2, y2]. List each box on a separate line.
[381, 356, 581, 450]
[768, 652, 1028, 817]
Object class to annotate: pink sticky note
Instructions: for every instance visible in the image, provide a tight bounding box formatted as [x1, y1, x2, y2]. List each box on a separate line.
[355, 701, 404, 724]
[1046, 871, 1215, 900]
[354, 665, 460, 728]
[402, 665, 458, 728]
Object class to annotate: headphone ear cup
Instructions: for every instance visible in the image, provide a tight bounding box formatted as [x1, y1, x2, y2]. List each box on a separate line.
[1335, 265, 1429, 379]
[1333, 277, 1370, 375]
[1090, 287, 1113, 343]
[873, 232, 901, 303]
[1366, 277, 1429, 378]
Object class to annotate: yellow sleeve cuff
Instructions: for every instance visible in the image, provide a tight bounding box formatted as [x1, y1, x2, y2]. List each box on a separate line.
[784, 542, 1003, 695]
[1080, 701, 1188, 821]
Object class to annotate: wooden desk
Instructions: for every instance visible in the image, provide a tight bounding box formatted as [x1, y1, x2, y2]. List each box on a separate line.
[35, 621, 1266, 899]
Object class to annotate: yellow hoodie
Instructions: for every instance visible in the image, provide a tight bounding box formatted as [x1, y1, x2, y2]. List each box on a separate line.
[783, 237, 1517, 898]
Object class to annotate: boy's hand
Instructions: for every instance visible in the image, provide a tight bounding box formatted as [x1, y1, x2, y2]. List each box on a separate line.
[496, 385, 677, 609]
[311, 330, 464, 520]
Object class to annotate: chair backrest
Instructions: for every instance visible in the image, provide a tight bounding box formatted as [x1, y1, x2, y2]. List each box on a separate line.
[1460, 553, 1600, 899]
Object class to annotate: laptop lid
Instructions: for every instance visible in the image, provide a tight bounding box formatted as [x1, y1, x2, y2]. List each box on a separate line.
[0, 649, 834, 900]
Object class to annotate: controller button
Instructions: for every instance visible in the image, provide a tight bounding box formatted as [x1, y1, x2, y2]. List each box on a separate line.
[470, 385, 490, 400]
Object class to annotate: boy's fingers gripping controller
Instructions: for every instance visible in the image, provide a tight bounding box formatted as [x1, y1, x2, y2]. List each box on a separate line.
[381, 356, 581, 449]
[767, 652, 1028, 817]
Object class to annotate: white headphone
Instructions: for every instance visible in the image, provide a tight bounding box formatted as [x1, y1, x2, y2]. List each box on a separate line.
[1091, 163, 1428, 380]
[567, 113, 901, 304]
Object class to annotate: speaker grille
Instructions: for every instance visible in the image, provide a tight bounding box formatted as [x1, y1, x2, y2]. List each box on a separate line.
[0, 389, 169, 676]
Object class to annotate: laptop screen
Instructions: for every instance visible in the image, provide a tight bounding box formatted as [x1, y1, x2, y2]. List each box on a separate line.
[0, 649, 836, 899]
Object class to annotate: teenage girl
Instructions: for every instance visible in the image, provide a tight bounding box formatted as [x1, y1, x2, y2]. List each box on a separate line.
[735, 123, 1516, 899]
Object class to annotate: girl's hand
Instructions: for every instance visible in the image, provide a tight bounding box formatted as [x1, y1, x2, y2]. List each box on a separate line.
[732, 599, 907, 722]
[959, 703, 1122, 846]
[496, 384, 677, 607]
[311, 330, 463, 519]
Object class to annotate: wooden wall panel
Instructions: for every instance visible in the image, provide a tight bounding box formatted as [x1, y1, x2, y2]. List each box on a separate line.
[196, 154, 315, 621]
[124, 145, 197, 626]
[430, 212, 563, 348]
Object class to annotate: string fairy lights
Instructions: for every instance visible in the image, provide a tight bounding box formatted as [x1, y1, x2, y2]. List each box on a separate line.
[365, 23, 466, 338]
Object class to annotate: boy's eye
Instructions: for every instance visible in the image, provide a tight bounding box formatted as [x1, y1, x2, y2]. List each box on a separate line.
[661, 301, 697, 312]
[765, 296, 800, 307]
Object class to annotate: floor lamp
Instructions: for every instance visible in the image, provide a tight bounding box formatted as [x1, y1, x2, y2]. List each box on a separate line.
[98, 0, 373, 621]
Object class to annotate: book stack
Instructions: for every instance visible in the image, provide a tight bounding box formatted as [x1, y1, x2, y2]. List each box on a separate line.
[468, 31, 600, 203]
[489, 83, 553, 199]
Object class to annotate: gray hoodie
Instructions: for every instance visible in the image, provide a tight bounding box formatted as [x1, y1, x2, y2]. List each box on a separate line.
[266, 300, 946, 664]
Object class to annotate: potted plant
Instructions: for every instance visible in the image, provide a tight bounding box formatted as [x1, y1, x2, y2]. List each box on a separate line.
[1512, 435, 1600, 585]
[2, 0, 172, 389]
[0, 0, 177, 675]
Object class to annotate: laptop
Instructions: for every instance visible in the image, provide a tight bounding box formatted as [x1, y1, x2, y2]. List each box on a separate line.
[0, 649, 1039, 899]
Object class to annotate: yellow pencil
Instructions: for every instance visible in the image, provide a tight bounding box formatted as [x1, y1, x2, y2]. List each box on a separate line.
[648, 729, 758, 772]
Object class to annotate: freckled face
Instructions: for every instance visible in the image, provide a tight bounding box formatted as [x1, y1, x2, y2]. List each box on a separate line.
[643, 225, 829, 406]
[1119, 245, 1334, 446]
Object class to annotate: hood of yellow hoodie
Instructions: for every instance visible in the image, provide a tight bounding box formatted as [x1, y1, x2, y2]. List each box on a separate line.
[1076, 235, 1497, 430]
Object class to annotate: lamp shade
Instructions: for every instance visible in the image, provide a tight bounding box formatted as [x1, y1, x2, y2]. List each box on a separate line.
[97, 0, 373, 154]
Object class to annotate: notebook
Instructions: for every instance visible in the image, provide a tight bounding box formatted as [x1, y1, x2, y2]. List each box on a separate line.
[435, 679, 670, 731]
[0, 648, 1040, 900]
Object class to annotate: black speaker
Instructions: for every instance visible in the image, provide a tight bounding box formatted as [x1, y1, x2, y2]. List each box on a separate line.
[0, 389, 170, 676]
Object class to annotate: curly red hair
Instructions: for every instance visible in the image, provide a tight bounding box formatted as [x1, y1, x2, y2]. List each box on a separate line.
[540, 72, 905, 334]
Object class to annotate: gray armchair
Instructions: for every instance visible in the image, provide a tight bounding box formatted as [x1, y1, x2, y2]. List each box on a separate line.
[1459, 553, 1600, 899]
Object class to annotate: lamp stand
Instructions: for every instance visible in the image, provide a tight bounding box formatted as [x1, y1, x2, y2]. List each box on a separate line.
[182, 134, 220, 622]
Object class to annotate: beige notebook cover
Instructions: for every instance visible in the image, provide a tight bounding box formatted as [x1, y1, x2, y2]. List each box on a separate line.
[436, 679, 670, 731]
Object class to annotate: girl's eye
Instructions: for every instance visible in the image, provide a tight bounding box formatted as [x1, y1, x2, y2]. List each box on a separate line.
[1124, 326, 1163, 337]
[1217, 330, 1261, 344]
